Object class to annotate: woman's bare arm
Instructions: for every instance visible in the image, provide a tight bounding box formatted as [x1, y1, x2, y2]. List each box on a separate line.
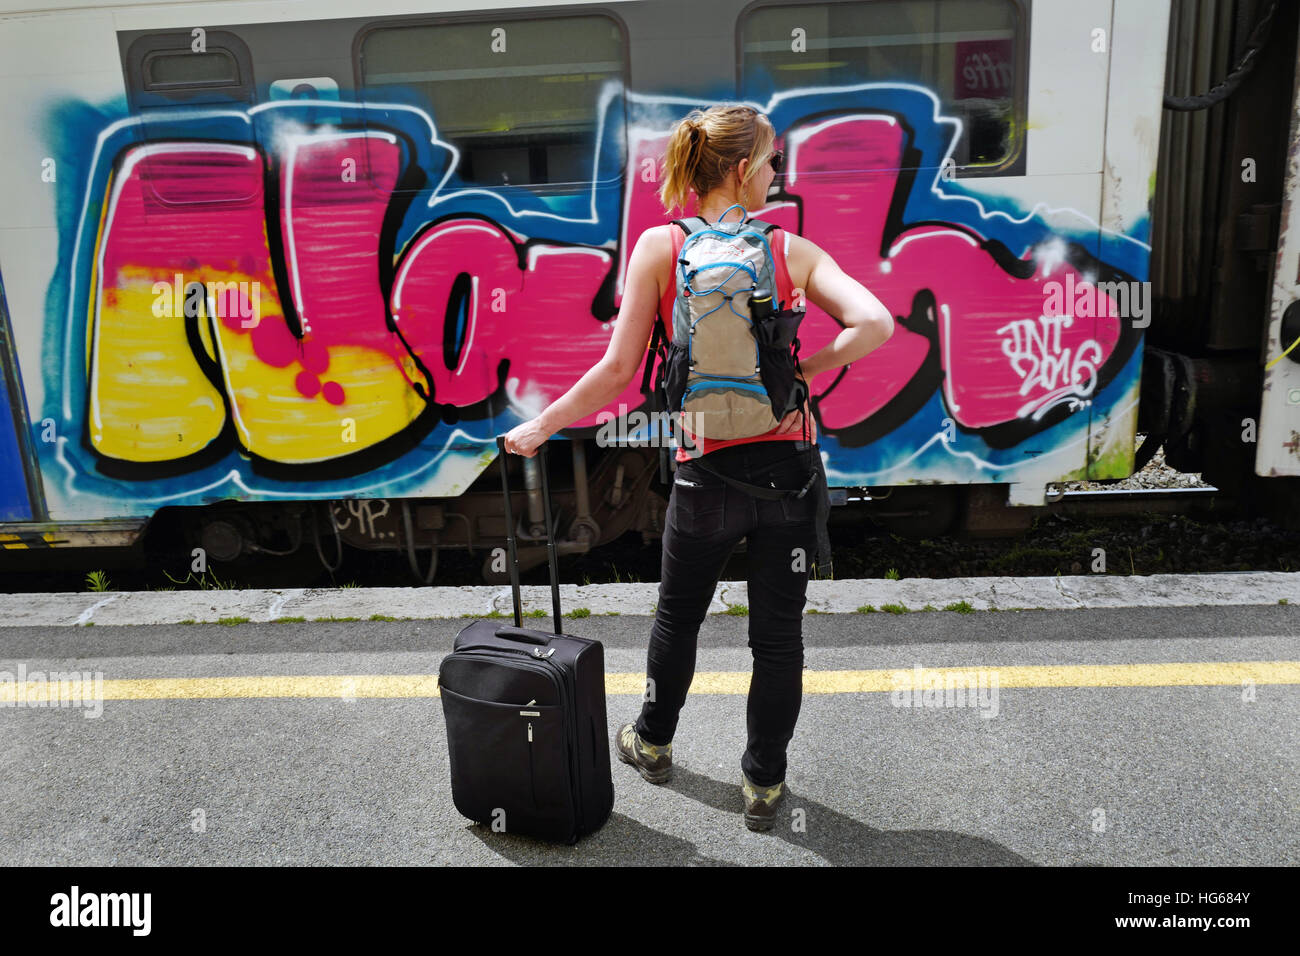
[791, 235, 894, 381]
[502, 227, 666, 455]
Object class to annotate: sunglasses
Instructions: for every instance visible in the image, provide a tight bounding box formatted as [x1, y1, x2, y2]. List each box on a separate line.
[769, 149, 785, 174]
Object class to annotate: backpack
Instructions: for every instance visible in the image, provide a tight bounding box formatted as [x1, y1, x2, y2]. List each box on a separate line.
[649, 203, 809, 444]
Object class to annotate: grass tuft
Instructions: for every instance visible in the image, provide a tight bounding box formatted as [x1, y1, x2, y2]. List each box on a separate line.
[85, 570, 111, 592]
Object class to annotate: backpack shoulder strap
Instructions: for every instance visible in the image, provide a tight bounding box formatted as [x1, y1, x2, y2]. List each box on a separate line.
[672, 217, 704, 236]
[645, 223, 687, 396]
[666, 221, 688, 290]
[768, 226, 794, 309]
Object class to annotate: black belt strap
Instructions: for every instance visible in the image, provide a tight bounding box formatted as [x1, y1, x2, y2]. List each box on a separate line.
[691, 445, 835, 580]
[693, 457, 815, 500]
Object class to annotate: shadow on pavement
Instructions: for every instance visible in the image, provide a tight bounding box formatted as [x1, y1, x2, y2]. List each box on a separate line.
[452, 765, 1031, 865]
[660, 766, 1033, 865]
[458, 813, 729, 866]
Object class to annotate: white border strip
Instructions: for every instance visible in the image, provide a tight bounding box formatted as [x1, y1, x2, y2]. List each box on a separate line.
[4, 572, 1300, 626]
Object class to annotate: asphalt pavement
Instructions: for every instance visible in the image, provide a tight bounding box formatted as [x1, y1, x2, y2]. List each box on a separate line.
[0, 603, 1296, 865]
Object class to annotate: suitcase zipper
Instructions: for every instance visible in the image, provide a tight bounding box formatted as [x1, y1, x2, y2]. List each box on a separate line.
[510, 651, 581, 826]
[527, 722, 537, 806]
[533, 654, 583, 827]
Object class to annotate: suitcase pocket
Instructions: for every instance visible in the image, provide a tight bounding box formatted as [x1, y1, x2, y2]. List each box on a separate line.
[440, 685, 572, 832]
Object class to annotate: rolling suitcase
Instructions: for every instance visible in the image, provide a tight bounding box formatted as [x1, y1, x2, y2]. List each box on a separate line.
[437, 436, 615, 844]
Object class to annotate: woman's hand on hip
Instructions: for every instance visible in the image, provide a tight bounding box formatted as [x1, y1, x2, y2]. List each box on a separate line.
[774, 394, 815, 439]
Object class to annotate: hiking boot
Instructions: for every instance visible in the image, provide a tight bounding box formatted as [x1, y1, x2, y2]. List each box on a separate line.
[615, 722, 672, 784]
[742, 772, 786, 832]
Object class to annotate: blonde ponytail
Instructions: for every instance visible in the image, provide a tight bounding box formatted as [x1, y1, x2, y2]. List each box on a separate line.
[657, 104, 775, 216]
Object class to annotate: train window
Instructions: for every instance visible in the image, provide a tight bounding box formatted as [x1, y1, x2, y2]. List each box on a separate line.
[357, 15, 626, 188]
[124, 32, 256, 108]
[740, 0, 1024, 171]
[144, 50, 239, 89]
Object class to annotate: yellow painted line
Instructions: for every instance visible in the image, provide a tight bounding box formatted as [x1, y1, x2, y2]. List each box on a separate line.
[804, 661, 1300, 693]
[0, 662, 1296, 704]
[0, 675, 438, 703]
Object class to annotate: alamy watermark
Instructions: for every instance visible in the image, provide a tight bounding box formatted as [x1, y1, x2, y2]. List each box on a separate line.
[50, 886, 150, 935]
[594, 404, 703, 457]
[0, 664, 104, 718]
[890, 664, 1000, 718]
[1042, 273, 1151, 329]
[151, 273, 261, 329]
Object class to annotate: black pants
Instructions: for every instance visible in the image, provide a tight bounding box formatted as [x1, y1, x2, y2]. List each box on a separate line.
[635, 440, 819, 787]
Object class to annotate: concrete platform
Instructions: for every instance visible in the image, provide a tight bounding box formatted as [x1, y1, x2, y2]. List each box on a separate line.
[2, 570, 1299, 626]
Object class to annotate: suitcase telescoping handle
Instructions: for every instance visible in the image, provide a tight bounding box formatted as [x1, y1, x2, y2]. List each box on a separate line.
[492, 626, 549, 645]
[496, 435, 563, 635]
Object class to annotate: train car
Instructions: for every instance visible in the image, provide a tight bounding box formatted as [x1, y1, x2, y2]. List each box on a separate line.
[0, 0, 1294, 580]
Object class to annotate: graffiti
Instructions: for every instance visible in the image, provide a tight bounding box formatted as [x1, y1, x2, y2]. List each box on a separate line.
[83, 123, 640, 469]
[87, 135, 428, 466]
[42, 83, 1146, 512]
[996, 315, 1103, 418]
[330, 499, 392, 539]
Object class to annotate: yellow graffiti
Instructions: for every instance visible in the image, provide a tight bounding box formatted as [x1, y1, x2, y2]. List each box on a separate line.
[91, 266, 429, 465]
[88, 272, 226, 462]
[209, 331, 428, 464]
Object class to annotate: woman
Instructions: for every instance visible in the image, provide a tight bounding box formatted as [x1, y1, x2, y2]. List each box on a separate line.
[503, 103, 893, 831]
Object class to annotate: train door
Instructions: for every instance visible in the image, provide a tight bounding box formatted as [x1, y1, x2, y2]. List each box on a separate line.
[1255, 10, 1300, 476]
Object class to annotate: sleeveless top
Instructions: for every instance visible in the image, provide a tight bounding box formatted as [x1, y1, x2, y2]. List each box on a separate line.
[658, 221, 815, 462]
